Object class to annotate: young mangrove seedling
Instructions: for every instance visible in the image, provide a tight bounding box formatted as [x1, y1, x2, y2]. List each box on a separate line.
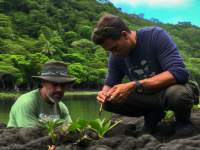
[98, 103, 102, 117]
[162, 110, 174, 121]
[74, 118, 93, 143]
[38, 116, 65, 145]
[162, 103, 200, 122]
[88, 118, 122, 138]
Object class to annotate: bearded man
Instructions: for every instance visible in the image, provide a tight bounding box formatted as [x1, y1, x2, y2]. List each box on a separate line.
[7, 61, 76, 127]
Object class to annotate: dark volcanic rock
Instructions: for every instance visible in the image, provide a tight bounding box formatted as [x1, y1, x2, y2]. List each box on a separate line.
[1, 109, 200, 150]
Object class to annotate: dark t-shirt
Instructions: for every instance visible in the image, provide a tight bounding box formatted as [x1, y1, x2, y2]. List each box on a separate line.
[104, 27, 189, 92]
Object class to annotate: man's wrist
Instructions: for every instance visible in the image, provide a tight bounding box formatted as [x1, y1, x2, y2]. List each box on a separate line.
[134, 81, 144, 93]
[102, 90, 109, 92]
[127, 82, 136, 92]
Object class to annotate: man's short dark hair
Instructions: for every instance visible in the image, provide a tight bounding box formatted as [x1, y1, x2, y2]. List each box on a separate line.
[91, 14, 131, 45]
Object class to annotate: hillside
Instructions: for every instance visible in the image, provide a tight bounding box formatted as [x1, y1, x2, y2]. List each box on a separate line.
[0, 0, 200, 91]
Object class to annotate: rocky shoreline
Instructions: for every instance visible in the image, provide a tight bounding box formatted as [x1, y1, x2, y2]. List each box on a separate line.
[1, 109, 200, 150]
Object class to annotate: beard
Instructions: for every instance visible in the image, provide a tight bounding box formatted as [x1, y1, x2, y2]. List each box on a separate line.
[44, 87, 64, 103]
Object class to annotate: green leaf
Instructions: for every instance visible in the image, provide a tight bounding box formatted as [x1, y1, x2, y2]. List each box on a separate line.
[99, 126, 105, 137]
[88, 127, 98, 133]
[162, 110, 174, 121]
[105, 120, 122, 133]
[48, 118, 54, 133]
[101, 118, 105, 126]
[60, 125, 64, 133]
[52, 119, 65, 129]
[39, 116, 49, 126]
[38, 123, 50, 132]
[95, 118, 102, 126]
[76, 119, 88, 129]
[192, 105, 198, 112]
[104, 120, 111, 131]
[88, 120, 100, 132]
[67, 123, 81, 132]
[76, 117, 80, 123]
[41, 131, 47, 136]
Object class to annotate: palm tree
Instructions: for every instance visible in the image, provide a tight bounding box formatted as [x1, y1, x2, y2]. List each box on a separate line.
[41, 41, 56, 56]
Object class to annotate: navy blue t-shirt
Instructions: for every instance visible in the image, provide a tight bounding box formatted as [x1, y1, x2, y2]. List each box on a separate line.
[104, 27, 189, 91]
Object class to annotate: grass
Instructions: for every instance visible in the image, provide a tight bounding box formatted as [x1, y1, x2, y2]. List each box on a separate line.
[64, 92, 98, 95]
[0, 91, 98, 97]
[0, 93, 22, 97]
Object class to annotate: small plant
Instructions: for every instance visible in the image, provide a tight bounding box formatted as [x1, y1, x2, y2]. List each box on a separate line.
[76, 118, 88, 137]
[75, 118, 93, 142]
[38, 116, 65, 144]
[162, 110, 174, 121]
[162, 102, 200, 121]
[98, 103, 102, 117]
[88, 118, 122, 138]
[39, 117, 122, 148]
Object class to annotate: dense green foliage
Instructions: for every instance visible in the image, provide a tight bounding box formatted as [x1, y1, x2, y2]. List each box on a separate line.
[0, 0, 200, 92]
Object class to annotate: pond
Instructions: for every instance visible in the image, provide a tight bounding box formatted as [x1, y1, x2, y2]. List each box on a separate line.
[0, 95, 112, 124]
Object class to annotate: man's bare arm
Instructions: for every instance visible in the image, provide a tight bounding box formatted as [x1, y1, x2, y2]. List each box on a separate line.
[107, 71, 177, 103]
[137, 71, 176, 91]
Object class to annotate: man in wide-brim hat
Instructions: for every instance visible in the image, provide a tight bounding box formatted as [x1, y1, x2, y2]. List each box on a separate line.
[7, 61, 77, 127]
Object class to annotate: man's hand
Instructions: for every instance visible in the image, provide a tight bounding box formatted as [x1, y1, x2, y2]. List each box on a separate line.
[96, 91, 109, 104]
[107, 82, 135, 103]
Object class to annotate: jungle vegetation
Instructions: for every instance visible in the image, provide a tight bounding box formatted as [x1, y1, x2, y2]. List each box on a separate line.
[0, 0, 200, 92]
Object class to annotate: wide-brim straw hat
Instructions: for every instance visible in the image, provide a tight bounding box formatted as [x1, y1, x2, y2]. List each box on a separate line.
[32, 61, 77, 84]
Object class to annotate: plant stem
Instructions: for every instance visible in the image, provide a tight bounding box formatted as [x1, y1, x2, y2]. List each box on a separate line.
[100, 103, 102, 111]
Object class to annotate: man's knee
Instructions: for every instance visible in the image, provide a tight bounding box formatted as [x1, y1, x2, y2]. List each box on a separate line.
[164, 84, 194, 111]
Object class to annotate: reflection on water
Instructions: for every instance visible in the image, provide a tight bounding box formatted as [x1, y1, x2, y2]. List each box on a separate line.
[0, 95, 112, 124]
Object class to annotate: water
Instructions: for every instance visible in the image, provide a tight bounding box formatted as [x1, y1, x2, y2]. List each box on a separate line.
[0, 95, 112, 124]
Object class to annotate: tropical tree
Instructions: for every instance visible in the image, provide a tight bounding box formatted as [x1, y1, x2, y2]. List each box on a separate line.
[41, 41, 56, 56]
[0, 56, 19, 89]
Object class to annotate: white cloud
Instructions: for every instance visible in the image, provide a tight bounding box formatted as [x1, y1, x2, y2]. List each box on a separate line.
[109, 0, 193, 8]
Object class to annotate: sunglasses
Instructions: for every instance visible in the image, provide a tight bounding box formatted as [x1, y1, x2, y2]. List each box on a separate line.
[94, 27, 114, 36]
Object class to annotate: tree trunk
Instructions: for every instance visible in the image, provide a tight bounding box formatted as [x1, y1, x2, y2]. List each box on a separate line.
[1, 78, 5, 89]
[69, 83, 73, 91]
[14, 80, 20, 93]
[32, 81, 38, 90]
[26, 79, 31, 91]
[12, 80, 15, 92]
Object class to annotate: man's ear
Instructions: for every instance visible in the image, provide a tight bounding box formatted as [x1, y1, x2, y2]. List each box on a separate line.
[41, 79, 45, 87]
[121, 31, 129, 40]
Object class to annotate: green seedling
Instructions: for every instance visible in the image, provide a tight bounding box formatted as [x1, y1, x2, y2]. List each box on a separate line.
[162, 110, 174, 121]
[192, 104, 198, 111]
[98, 103, 102, 117]
[88, 118, 122, 138]
[39, 117, 122, 146]
[67, 123, 81, 132]
[38, 116, 65, 144]
[162, 102, 200, 121]
[75, 118, 93, 142]
[76, 118, 88, 137]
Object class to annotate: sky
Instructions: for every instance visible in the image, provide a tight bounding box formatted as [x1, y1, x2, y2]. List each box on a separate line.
[109, 0, 200, 27]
